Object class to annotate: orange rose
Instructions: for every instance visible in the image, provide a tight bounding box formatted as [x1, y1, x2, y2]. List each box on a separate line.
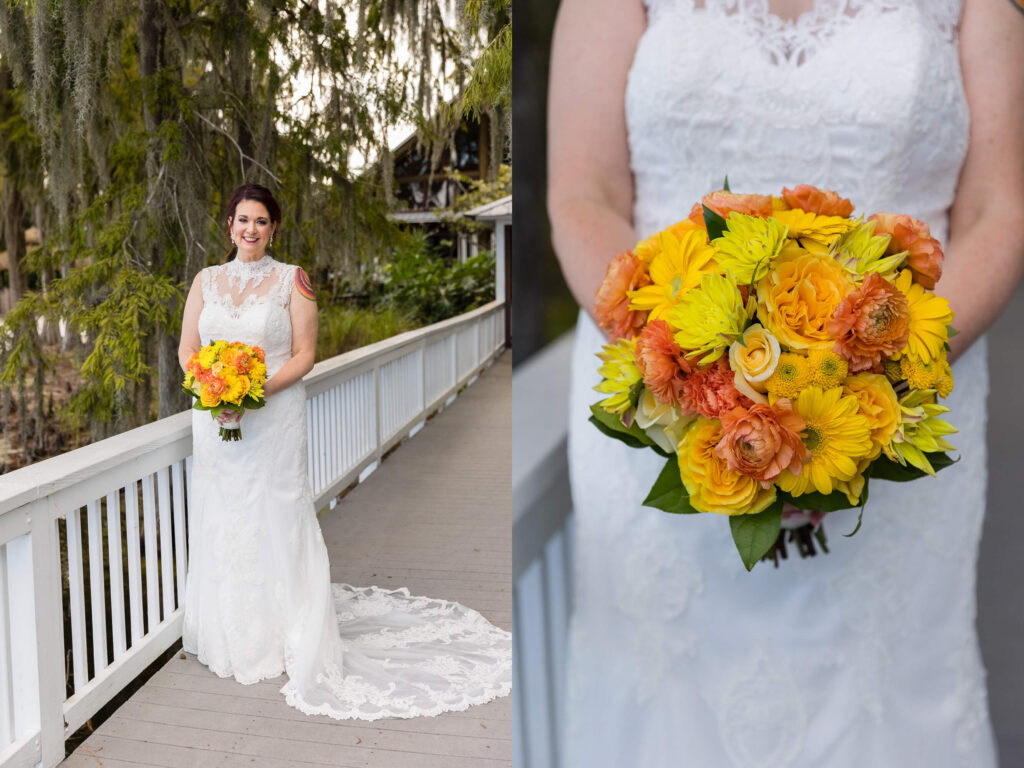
[868, 212, 943, 289]
[829, 272, 910, 372]
[594, 250, 651, 340]
[781, 185, 854, 218]
[715, 401, 809, 487]
[701, 190, 773, 219]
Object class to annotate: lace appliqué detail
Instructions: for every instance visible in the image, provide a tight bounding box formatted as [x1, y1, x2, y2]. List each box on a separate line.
[200, 256, 295, 321]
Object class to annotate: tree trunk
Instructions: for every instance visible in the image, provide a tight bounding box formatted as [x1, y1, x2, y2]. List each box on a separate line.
[158, 333, 187, 417]
[2, 182, 27, 305]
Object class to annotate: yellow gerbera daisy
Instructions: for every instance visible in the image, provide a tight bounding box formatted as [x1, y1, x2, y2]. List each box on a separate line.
[894, 269, 953, 363]
[594, 338, 641, 415]
[776, 386, 874, 498]
[667, 271, 749, 365]
[771, 208, 853, 249]
[711, 213, 789, 284]
[633, 218, 701, 265]
[628, 228, 718, 321]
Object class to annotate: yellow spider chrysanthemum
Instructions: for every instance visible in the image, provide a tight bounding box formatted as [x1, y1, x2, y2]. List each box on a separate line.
[711, 213, 789, 285]
[807, 348, 849, 389]
[667, 272, 749, 365]
[628, 228, 719, 321]
[831, 219, 906, 278]
[900, 350, 954, 397]
[765, 353, 813, 400]
[894, 269, 953, 364]
[771, 208, 854, 249]
[776, 386, 874, 499]
[594, 338, 641, 416]
[884, 389, 958, 476]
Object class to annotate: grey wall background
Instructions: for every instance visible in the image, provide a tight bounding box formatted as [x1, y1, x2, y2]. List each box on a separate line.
[978, 278, 1024, 763]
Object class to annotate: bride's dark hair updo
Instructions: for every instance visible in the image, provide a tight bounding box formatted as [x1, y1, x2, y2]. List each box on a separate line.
[224, 183, 282, 261]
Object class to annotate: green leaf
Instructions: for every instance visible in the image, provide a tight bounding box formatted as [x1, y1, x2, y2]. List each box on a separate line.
[722, 175, 731, 192]
[642, 456, 698, 514]
[947, 325, 959, 338]
[588, 404, 671, 457]
[730, 499, 783, 572]
[778, 489, 859, 512]
[868, 452, 958, 482]
[702, 204, 728, 240]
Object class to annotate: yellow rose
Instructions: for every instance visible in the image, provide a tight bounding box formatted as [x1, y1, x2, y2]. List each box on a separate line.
[199, 385, 221, 408]
[678, 418, 777, 516]
[728, 323, 780, 404]
[843, 373, 901, 460]
[757, 248, 854, 350]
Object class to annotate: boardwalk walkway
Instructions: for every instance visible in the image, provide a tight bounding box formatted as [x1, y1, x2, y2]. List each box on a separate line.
[60, 353, 512, 768]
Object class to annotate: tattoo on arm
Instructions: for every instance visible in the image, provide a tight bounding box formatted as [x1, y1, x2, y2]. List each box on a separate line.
[295, 267, 316, 301]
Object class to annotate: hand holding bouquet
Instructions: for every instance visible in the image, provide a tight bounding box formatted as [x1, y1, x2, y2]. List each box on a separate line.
[183, 340, 268, 441]
[591, 183, 958, 570]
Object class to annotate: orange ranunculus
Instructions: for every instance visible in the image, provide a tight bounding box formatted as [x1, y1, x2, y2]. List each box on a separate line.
[829, 272, 910, 373]
[231, 351, 253, 375]
[681, 357, 751, 420]
[781, 185, 855, 218]
[594, 250, 651, 340]
[636, 319, 695, 406]
[678, 418, 777, 515]
[757, 249, 855, 350]
[868, 212, 943, 289]
[701, 190, 773, 219]
[252, 346, 265, 363]
[715, 401, 809, 487]
[199, 378, 227, 408]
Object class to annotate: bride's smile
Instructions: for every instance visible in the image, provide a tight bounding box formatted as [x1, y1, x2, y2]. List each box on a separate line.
[229, 199, 277, 260]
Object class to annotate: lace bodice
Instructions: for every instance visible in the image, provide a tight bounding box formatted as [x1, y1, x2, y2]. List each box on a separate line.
[198, 255, 297, 376]
[627, 0, 968, 242]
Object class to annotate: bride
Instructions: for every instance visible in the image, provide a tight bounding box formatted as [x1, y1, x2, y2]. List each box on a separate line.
[548, 0, 1023, 765]
[176, 183, 511, 721]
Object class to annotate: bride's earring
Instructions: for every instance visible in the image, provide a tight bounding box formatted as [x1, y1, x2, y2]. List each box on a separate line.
[230, 231, 236, 245]
[270, 232, 275, 247]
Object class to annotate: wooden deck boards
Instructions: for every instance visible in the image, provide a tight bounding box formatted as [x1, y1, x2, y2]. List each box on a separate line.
[62, 353, 512, 767]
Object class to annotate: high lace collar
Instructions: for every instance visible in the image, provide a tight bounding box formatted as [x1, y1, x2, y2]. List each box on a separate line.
[226, 253, 275, 278]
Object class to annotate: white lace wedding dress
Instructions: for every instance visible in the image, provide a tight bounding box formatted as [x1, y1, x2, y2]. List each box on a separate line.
[181, 254, 511, 720]
[565, 1, 996, 765]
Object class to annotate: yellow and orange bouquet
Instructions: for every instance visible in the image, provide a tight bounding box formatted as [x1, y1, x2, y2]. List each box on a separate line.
[591, 183, 958, 570]
[183, 340, 268, 441]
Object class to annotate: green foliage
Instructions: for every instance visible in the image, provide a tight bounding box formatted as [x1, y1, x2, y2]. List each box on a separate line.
[375, 233, 495, 324]
[642, 455, 699, 514]
[316, 304, 418, 362]
[0, 0, 502, 439]
[729, 499, 784, 572]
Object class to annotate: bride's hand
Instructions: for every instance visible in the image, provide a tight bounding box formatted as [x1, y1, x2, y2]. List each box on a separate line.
[215, 410, 242, 426]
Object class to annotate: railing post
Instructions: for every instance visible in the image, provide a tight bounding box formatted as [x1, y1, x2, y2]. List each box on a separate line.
[30, 508, 66, 767]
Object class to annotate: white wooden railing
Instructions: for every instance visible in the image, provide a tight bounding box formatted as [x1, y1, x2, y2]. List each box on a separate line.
[0, 300, 505, 768]
[513, 332, 575, 768]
